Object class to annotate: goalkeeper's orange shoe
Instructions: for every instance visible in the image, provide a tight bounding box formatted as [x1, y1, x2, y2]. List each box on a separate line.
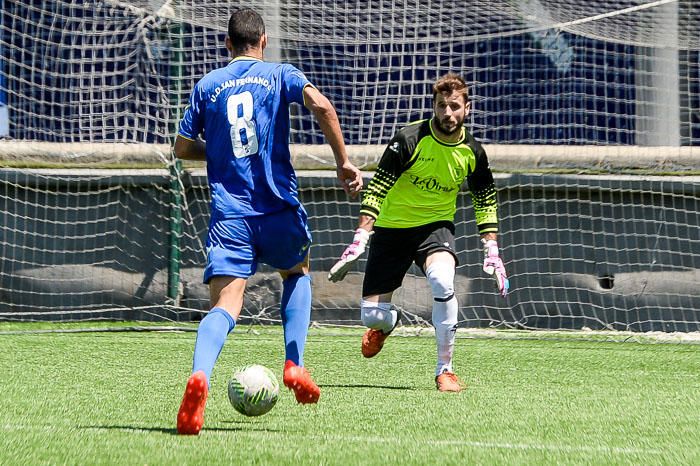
[361, 328, 391, 358]
[283, 360, 320, 404]
[435, 371, 465, 393]
[177, 370, 208, 435]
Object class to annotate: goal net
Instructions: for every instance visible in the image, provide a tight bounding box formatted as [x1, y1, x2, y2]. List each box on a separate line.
[0, 1, 698, 332]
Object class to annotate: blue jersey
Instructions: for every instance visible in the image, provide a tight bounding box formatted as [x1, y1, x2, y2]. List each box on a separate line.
[178, 57, 312, 218]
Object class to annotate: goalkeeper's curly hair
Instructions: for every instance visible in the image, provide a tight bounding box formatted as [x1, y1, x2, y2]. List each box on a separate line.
[433, 73, 469, 103]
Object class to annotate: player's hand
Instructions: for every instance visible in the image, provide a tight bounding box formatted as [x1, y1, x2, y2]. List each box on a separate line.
[328, 228, 372, 282]
[337, 162, 363, 198]
[482, 239, 509, 298]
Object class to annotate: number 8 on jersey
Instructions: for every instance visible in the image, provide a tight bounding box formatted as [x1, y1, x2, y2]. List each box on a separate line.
[227, 91, 258, 158]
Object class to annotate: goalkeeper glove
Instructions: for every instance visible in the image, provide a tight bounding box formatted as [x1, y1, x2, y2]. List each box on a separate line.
[482, 239, 509, 298]
[328, 228, 372, 282]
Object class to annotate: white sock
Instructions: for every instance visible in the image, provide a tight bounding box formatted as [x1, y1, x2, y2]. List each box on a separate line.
[432, 298, 458, 375]
[361, 300, 396, 334]
[426, 261, 458, 376]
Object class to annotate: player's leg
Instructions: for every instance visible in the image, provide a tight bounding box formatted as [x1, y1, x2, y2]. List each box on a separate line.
[424, 251, 463, 391]
[277, 256, 320, 403]
[177, 218, 254, 434]
[177, 277, 244, 435]
[361, 292, 397, 333]
[360, 292, 397, 358]
[257, 205, 319, 403]
[418, 224, 464, 392]
[360, 226, 415, 357]
[278, 255, 311, 368]
[192, 277, 245, 384]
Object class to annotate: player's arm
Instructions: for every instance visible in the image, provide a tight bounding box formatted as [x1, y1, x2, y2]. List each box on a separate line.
[467, 142, 498, 235]
[358, 133, 411, 222]
[328, 133, 410, 282]
[174, 84, 206, 161]
[303, 85, 362, 197]
[467, 143, 509, 297]
[174, 134, 206, 161]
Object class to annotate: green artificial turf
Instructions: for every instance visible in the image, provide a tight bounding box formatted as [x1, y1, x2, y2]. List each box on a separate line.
[0, 325, 698, 465]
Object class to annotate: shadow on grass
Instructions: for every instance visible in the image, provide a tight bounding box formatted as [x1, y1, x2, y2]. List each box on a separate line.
[80, 424, 282, 435]
[320, 383, 416, 390]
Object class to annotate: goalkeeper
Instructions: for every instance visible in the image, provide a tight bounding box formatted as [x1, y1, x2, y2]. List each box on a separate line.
[329, 73, 508, 392]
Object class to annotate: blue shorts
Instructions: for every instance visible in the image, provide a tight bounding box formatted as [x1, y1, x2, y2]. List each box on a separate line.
[203, 205, 312, 283]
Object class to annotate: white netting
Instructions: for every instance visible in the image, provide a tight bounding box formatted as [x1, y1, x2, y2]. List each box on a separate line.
[1, 0, 698, 157]
[1, 169, 699, 332]
[0, 1, 699, 332]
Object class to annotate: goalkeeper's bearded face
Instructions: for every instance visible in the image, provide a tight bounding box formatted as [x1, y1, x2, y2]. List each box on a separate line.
[433, 91, 470, 135]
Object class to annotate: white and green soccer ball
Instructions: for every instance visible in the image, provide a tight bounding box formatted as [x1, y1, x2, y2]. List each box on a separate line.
[228, 364, 279, 417]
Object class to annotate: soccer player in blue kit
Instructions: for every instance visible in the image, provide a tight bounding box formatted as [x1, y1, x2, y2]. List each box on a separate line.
[173, 8, 363, 435]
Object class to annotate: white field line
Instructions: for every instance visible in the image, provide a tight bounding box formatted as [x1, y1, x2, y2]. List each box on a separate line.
[345, 435, 663, 455]
[1, 423, 667, 456]
[228, 432, 666, 456]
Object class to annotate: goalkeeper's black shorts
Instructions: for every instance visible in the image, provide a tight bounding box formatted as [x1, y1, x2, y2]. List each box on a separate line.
[362, 220, 458, 297]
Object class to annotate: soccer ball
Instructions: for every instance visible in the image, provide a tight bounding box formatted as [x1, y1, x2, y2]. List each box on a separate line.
[227, 364, 279, 417]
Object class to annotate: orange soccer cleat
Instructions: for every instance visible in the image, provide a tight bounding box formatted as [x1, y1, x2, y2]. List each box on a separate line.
[361, 328, 392, 358]
[435, 371, 466, 393]
[176, 370, 209, 435]
[283, 360, 320, 404]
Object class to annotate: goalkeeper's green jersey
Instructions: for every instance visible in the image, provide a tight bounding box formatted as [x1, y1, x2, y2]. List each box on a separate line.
[360, 119, 498, 233]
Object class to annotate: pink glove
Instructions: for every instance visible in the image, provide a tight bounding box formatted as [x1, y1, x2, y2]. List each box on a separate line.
[482, 239, 509, 298]
[328, 228, 372, 282]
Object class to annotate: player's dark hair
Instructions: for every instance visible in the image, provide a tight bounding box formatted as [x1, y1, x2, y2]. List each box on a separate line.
[433, 73, 469, 103]
[228, 8, 265, 55]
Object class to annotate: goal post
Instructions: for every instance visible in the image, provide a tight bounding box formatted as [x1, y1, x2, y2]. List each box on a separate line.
[0, 0, 699, 332]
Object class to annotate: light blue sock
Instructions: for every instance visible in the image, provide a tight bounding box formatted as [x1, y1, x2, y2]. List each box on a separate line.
[192, 307, 235, 385]
[280, 274, 312, 367]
